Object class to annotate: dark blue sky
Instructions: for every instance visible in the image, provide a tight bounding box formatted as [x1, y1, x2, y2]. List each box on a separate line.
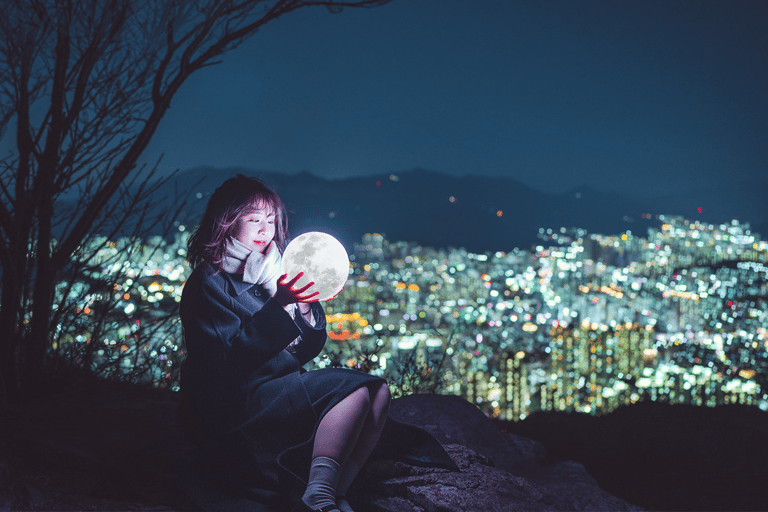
[143, 0, 768, 196]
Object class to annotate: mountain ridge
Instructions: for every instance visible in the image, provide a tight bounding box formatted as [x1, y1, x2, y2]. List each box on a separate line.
[150, 167, 767, 253]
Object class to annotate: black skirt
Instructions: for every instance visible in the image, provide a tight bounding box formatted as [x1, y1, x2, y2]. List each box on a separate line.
[298, 367, 457, 475]
[300, 367, 385, 420]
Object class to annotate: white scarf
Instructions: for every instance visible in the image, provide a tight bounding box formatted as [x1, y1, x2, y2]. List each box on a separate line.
[222, 238, 282, 296]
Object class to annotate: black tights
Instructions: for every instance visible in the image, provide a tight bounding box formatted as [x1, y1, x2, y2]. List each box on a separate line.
[313, 382, 390, 490]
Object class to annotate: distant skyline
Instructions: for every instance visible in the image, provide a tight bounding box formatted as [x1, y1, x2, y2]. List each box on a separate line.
[142, 0, 768, 197]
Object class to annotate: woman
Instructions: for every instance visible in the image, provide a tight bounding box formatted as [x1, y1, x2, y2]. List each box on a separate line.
[179, 175, 390, 512]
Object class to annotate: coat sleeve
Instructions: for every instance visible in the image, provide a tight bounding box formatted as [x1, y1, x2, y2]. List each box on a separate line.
[187, 272, 303, 371]
[291, 302, 328, 366]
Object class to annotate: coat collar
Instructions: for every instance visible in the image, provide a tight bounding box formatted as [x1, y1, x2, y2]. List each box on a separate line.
[222, 271, 256, 297]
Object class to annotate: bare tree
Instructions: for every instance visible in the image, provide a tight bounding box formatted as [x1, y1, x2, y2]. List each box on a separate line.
[0, 0, 391, 403]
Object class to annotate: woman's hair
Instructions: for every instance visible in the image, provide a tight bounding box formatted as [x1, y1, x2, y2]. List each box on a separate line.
[187, 174, 288, 270]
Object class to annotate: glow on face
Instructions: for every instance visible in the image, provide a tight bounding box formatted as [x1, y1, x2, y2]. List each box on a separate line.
[234, 205, 275, 254]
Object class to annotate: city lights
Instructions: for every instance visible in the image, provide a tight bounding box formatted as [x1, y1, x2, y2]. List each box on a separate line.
[322, 216, 767, 418]
[53, 216, 768, 416]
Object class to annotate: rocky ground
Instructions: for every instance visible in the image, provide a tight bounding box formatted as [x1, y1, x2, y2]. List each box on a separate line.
[349, 394, 641, 511]
[2, 378, 765, 511]
[499, 400, 768, 512]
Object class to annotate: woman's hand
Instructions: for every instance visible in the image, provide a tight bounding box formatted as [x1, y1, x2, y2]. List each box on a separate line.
[274, 272, 319, 307]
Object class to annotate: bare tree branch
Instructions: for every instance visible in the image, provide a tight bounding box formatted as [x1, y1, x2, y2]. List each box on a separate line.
[0, 0, 393, 399]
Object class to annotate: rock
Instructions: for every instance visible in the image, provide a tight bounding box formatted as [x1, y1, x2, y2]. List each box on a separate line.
[3, 385, 642, 511]
[508, 401, 768, 511]
[348, 394, 643, 512]
[387, 394, 545, 475]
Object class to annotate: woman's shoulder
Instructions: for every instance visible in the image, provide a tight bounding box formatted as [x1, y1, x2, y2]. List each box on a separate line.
[186, 261, 216, 283]
[183, 262, 229, 298]
[180, 264, 242, 323]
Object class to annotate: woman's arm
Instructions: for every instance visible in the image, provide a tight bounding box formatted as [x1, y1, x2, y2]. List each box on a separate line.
[183, 270, 303, 370]
[292, 301, 327, 366]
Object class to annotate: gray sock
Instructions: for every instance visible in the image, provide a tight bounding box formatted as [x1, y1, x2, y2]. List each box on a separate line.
[302, 456, 341, 511]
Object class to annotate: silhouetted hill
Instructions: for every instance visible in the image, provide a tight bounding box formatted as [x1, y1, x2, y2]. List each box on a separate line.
[156, 167, 766, 252]
[94, 167, 768, 252]
[147, 167, 768, 253]
[640, 179, 768, 229]
[165, 167, 561, 251]
[496, 401, 768, 511]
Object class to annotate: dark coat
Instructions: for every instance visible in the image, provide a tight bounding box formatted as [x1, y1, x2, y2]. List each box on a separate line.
[180, 262, 326, 438]
[179, 262, 332, 510]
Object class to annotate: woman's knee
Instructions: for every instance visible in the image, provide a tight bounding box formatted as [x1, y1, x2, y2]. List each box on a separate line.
[371, 382, 391, 416]
[376, 381, 390, 401]
[323, 386, 371, 429]
[348, 385, 371, 411]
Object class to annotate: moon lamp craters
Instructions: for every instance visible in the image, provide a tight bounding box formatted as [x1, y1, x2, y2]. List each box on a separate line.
[281, 232, 349, 301]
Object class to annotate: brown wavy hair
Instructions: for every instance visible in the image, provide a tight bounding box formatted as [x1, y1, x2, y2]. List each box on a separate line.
[187, 175, 288, 270]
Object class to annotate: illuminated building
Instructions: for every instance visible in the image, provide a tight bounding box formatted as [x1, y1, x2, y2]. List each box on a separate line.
[56, 215, 768, 415]
[502, 351, 529, 420]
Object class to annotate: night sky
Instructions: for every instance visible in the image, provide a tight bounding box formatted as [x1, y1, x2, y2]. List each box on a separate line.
[142, 0, 768, 198]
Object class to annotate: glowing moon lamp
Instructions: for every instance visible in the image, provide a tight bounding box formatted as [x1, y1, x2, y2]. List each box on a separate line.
[281, 232, 349, 302]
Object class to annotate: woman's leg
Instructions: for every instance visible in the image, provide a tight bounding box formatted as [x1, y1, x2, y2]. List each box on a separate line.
[312, 386, 371, 462]
[302, 387, 371, 511]
[336, 382, 390, 508]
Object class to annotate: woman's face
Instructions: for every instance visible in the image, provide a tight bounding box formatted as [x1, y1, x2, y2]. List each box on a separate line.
[234, 204, 275, 254]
